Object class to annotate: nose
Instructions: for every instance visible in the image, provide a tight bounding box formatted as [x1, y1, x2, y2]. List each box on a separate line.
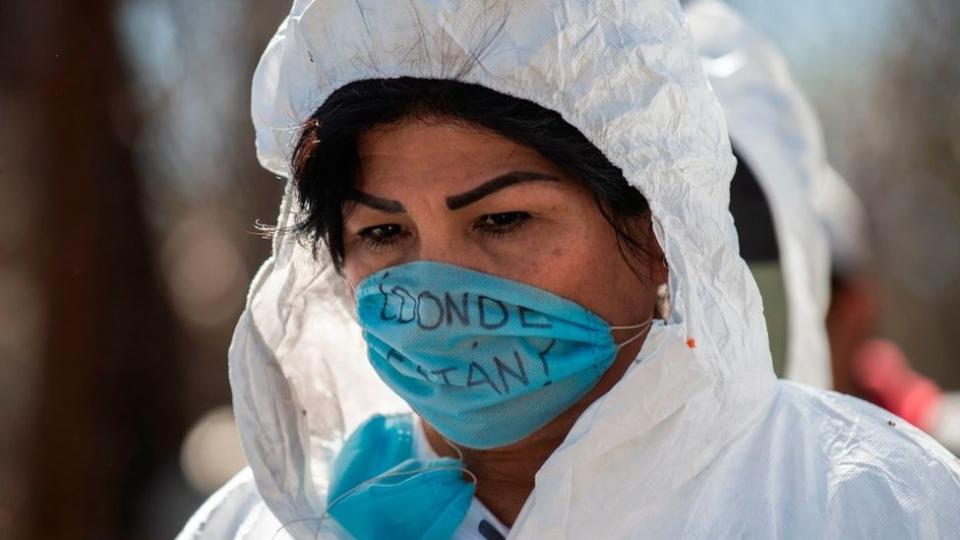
[415, 228, 463, 265]
[414, 227, 485, 272]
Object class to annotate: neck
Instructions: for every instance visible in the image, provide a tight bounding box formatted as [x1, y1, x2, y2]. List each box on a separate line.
[420, 334, 648, 526]
[423, 421, 564, 526]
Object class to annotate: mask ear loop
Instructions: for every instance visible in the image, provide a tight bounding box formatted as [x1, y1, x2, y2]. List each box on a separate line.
[345, 278, 359, 297]
[441, 435, 466, 461]
[610, 317, 653, 351]
[275, 463, 480, 540]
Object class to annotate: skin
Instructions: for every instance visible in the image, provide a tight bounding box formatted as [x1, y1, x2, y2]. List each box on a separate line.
[826, 276, 877, 396]
[341, 118, 667, 526]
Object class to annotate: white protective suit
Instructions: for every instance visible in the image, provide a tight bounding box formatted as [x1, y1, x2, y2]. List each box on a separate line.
[686, 0, 836, 389]
[179, 1, 960, 538]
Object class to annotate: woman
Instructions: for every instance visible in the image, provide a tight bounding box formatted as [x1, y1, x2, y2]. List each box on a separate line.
[180, 1, 960, 538]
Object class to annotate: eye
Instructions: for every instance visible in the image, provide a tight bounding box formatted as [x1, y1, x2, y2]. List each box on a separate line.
[357, 223, 408, 250]
[474, 211, 532, 237]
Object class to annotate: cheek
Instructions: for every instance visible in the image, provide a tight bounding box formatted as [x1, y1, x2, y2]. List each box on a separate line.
[515, 223, 622, 303]
[342, 257, 382, 290]
[527, 218, 653, 325]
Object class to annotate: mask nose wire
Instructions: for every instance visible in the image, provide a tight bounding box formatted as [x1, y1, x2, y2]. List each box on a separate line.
[346, 278, 359, 296]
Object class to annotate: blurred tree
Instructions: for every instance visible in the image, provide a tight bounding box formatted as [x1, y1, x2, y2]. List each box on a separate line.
[865, 1, 960, 387]
[0, 3, 44, 538]
[10, 0, 186, 539]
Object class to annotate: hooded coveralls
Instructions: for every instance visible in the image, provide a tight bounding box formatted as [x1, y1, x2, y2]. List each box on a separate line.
[686, 0, 836, 390]
[179, 1, 960, 538]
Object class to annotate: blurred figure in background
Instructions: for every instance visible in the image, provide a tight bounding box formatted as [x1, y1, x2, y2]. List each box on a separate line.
[815, 145, 960, 453]
[688, 0, 833, 391]
[687, 0, 960, 453]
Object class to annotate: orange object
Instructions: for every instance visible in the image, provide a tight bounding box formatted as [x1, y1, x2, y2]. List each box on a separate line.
[852, 339, 942, 432]
[686, 338, 697, 349]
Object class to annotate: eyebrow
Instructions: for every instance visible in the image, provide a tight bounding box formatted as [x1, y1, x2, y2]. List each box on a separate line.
[346, 170, 561, 214]
[446, 171, 560, 210]
[346, 189, 406, 213]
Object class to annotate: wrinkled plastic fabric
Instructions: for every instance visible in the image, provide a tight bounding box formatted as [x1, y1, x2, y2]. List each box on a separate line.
[686, 0, 835, 388]
[178, 1, 960, 539]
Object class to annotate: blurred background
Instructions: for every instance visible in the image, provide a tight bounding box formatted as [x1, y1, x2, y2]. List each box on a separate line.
[0, 1, 957, 538]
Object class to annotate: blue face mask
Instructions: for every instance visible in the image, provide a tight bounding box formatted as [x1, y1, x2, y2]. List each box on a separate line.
[326, 414, 474, 540]
[355, 261, 651, 449]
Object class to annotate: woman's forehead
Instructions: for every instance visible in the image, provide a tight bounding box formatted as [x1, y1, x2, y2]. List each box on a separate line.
[355, 119, 567, 192]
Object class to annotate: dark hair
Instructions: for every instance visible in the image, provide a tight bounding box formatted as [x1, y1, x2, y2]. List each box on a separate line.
[291, 77, 655, 274]
[728, 147, 780, 263]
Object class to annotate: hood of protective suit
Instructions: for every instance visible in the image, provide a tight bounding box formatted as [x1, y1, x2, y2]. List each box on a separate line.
[179, 1, 960, 539]
[686, 0, 834, 388]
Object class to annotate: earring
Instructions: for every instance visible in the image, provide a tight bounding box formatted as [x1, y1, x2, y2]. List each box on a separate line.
[656, 283, 671, 320]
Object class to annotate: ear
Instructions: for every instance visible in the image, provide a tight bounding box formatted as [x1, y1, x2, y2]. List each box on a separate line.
[641, 213, 669, 285]
[651, 250, 669, 285]
[649, 235, 669, 320]
[655, 283, 671, 320]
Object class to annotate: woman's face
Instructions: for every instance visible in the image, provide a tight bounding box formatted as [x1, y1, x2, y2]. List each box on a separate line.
[342, 118, 663, 329]
[341, 118, 666, 449]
